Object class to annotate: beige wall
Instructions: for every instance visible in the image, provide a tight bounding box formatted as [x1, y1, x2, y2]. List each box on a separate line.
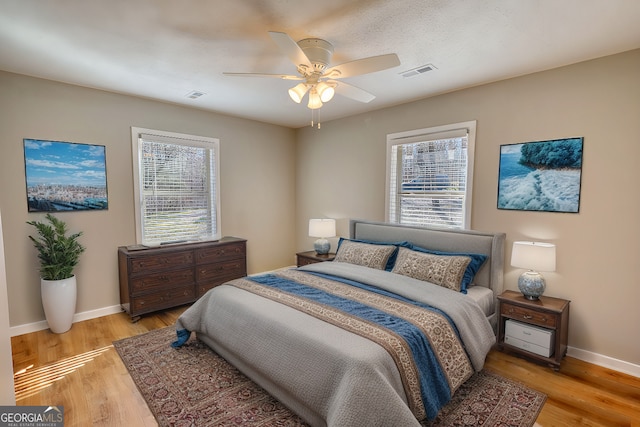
[296, 49, 640, 366]
[0, 71, 296, 327]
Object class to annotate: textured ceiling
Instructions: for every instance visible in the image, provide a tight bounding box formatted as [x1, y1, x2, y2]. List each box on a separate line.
[1, 0, 639, 128]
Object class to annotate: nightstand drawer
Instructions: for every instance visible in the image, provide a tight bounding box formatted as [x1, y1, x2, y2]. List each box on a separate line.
[505, 335, 554, 358]
[296, 251, 336, 267]
[298, 256, 320, 267]
[506, 319, 554, 350]
[501, 303, 557, 328]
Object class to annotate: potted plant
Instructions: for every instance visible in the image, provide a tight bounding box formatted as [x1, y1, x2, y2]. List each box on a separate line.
[27, 213, 85, 333]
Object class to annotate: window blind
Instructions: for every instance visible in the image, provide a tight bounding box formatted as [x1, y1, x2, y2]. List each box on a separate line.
[387, 122, 475, 229]
[132, 128, 220, 245]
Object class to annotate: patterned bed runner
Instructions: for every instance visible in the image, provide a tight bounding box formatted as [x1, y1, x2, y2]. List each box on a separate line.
[228, 269, 474, 421]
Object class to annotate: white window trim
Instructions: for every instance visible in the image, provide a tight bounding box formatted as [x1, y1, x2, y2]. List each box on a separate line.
[385, 120, 476, 229]
[130, 127, 221, 245]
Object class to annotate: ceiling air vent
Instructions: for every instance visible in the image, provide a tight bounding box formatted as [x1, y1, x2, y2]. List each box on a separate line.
[185, 90, 206, 99]
[400, 64, 437, 78]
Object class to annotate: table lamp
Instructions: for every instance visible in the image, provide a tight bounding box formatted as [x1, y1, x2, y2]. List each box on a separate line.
[511, 241, 556, 300]
[308, 219, 336, 255]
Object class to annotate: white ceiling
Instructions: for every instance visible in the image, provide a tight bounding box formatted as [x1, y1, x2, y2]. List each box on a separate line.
[1, 0, 639, 128]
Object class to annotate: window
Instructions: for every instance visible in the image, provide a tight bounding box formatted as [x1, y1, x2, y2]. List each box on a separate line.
[131, 127, 221, 245]
[386, 121, 476, 229]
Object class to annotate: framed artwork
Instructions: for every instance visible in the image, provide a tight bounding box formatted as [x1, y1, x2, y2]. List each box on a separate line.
[497, 137, 583, 213]
[23, 138, 108, 212]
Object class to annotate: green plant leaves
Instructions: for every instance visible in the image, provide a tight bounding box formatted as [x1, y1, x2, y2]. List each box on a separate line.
[27, 213, 85, 281]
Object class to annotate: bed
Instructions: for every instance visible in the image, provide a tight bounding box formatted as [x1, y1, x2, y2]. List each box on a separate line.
[173, 219, 505, 426]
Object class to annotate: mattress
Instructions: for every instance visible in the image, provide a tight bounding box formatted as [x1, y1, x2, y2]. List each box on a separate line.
[466, 285, 495, 318]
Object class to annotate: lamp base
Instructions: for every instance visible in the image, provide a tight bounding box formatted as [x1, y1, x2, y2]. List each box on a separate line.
[314, 238, 330, 255]
[518, 271, 546, 300]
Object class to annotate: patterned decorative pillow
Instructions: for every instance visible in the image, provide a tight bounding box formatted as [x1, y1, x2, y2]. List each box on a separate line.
[333, 240, 398, 270]
[335, 238, 410, 270]
[409, 245, 487, 293]
[391, 247, 472, 292]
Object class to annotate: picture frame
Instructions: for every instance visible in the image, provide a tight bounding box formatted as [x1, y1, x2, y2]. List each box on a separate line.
[23, 138, 108, 212]
[497, 137, 583, 213]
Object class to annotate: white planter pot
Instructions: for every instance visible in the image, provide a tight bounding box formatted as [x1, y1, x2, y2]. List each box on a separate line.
[41, 276, 77, 334]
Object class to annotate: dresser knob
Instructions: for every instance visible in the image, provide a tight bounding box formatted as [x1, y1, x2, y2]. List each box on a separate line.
[523, 314, 532, 319]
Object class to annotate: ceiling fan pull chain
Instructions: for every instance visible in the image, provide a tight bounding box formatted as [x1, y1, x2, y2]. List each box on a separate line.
[310, 109, 321, 129]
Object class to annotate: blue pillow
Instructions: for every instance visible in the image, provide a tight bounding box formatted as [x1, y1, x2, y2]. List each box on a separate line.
[336, 238, 410, 271]
[408, 245, 487, 293]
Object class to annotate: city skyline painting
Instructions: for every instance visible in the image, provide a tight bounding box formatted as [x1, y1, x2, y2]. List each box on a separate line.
[23, 138, 108, 212]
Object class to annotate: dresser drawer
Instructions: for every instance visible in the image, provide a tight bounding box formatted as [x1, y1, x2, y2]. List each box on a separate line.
[198, 277, 240, 296]
[196, 259, 246, 282]
[132, 286, 196, 313]
[129, 251, 194, 274]
[196, 242, 246, 264]
[130, 268, 194, 294]
[501, 303, 557, 328]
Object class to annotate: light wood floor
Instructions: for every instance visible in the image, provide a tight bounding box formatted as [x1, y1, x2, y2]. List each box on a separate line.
[10, 307, 640, 427]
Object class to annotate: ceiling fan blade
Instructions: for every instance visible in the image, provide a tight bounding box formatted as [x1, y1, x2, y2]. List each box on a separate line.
[223, 72, 303, 81]
[325, 53, 400, 79]
[268, 31, 312, 69]
[334, 81, 376, 103]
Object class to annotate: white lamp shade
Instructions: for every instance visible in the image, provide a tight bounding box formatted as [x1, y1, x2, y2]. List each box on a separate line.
[511, 241, 556, 272]
[316, 81, 335, 102]
[307, 89, 323, 109]
[288, 83, 308, 103]
[308, 219, 336, 238]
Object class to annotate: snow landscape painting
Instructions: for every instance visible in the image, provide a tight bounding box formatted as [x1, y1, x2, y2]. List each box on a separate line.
[497, 137, 583, 213]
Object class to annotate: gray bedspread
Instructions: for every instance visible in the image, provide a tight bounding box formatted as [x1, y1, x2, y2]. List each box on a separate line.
[175, 262, 496, 427]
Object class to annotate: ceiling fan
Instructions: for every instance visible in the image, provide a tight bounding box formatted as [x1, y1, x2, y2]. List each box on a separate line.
[224, 31, 401, 111]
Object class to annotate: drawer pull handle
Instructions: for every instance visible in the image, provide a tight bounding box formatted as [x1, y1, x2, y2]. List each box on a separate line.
[523, 314, 532, 319]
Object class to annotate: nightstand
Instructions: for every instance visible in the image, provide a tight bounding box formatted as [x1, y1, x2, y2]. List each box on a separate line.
[497, 290, 570, 370]
[296, 251, 336, 267]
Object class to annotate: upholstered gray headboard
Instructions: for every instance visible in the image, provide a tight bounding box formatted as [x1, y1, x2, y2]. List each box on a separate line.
[349, 219, 505, 300]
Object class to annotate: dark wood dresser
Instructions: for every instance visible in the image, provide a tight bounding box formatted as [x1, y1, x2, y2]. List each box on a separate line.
[118, 237, 247, 320]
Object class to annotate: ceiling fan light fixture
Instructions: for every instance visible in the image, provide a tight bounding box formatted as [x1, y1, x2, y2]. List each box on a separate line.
[288, 83, 308, 103]
[316, 81, 335, 102]
[307, 89, 323, 109]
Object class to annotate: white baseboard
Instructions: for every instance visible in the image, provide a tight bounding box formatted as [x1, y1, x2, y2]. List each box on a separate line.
[567, 346, 640, 378]
[9, 305, 123, 337]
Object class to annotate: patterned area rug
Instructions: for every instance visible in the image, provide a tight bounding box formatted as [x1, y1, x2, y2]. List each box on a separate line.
[114, 327, 545, 427]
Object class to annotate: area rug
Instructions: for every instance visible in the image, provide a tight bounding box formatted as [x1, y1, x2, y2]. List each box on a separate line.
[114, 327, 546, 427]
